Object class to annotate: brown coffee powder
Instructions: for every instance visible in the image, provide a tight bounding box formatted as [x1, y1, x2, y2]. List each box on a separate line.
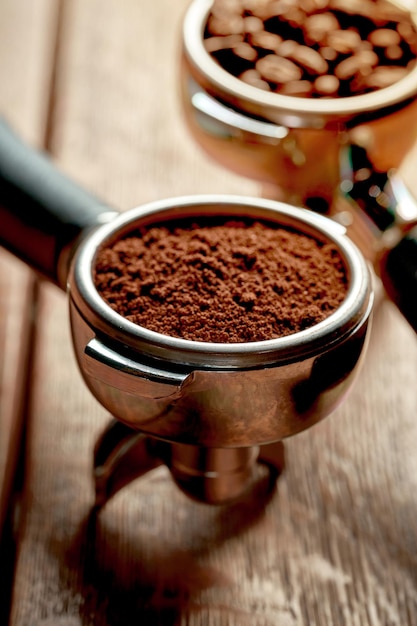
[94, 219, 348, 343]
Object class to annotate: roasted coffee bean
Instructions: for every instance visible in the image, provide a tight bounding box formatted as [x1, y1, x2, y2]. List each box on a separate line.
[364, 65, 410, 89]
[211, 0, 243, 15]
[207, 15, 245, 36]
[287, 45, 329, 75]
[233, 42, 258, 61]
[314, 74, 340, 95]
[257, 54, 303, 83]
[239, 68, 271, 90]
[385, 45, 403, 61]
[303, 12, 340, 44]
[204, 34, 244, 53]
[277, 79, 314, 96]
[357, 49, 380, 67]
[398, 22, 417, 50]
[334, 50, 378, 81]
[249, 30, 283, 52]
[204, 0, 417, 98]
[326, 30, 362, 54]
[369, 28, 401, 48]
[278, 40, 299, 58]
[320, 46, 339, 62]
[243, 15, 264, 33]
[282, 7, 307, 28]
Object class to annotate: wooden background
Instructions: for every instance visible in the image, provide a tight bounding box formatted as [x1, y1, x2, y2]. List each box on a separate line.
[0, 1, 417, 625]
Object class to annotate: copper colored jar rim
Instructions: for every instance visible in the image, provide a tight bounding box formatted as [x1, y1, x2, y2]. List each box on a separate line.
[182, 0, 417, 128]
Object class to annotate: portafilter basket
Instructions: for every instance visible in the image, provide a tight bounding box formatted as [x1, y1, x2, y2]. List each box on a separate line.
[0, 119, 372, 507]
[180, 0, 417, 332]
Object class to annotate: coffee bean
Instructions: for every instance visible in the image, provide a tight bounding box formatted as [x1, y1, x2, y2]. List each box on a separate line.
[239, 69, 271, 89]
[364, 65, 410, 89]
[320, 46, 339, 62]
[326, 30, 362, 54]
[334, 56, 362, 81]
[277, 79, 314, 96]
[368, 28, 401, 48]
[287, 45, 329, 75]
[204, 34, 244, 53]
[334, 50, 378, 81]
[398, 21, 417, 49]
[278, 40, 299, 58]
[314, 74, 340, 95]
[282, 7, 307, 28]
[303, 12, 340, 44]
[233, 42, 258, 61]
[207, 15, 245, 36]
[385, 45, 403, 61]
[249, 30, 283, 52]
[211, 0, 243, 15]
[243, 15, 264, 33]
[257, 54, 303, 83]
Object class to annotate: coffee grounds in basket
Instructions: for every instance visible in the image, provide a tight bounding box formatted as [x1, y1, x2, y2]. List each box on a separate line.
[94, 219, 348, 343]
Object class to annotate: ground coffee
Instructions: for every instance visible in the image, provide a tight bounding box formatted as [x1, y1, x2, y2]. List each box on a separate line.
[204, 0, 417, 98]
[94, 218, 348, 343]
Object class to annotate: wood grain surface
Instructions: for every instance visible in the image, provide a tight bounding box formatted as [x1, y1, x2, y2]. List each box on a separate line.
[1, 1, 417, 625]
[0, 0, 57, 557]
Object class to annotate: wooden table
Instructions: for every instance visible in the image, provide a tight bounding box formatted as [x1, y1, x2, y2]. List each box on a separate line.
[1, 1, 416, 624]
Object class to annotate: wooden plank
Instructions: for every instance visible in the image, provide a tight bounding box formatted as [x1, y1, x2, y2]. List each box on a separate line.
[0, 254, 35, 532]
[8, 1, 417, 625]
[0, 0, 59, 144]
[0, 0, 60, 621]
[0, 0, 59, 532]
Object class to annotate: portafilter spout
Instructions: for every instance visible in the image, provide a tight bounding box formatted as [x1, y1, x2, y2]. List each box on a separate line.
[0, 118, 372, 508]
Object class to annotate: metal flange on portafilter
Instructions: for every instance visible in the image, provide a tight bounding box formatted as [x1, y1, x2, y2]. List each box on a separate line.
[180, 0, 417, 333]
[0, 119, 372, 510]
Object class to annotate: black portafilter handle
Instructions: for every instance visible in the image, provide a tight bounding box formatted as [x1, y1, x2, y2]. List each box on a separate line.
[0, 118, 116, 289]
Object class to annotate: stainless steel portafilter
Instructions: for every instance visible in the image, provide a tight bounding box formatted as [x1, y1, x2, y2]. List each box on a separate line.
[180, 0, 417, 332]
[0, 119, 372, 507]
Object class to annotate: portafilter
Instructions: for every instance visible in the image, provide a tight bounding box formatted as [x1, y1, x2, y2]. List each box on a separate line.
[0, 118, 372, 507]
